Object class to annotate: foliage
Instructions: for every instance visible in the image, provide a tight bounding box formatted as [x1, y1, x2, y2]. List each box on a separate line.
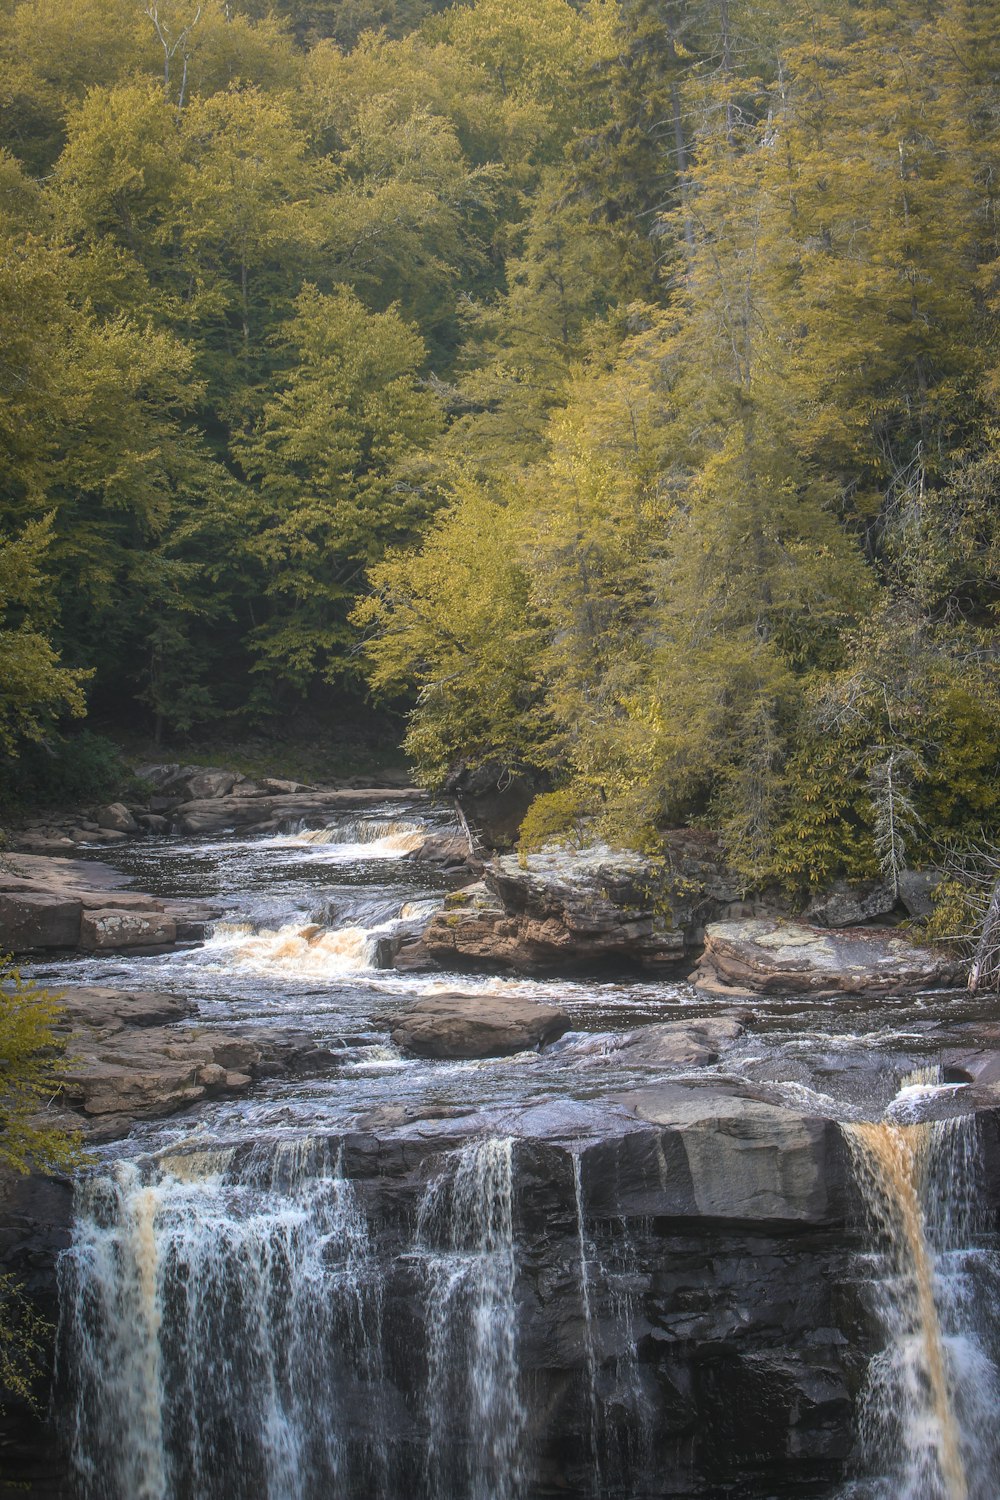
[0, 956, 79, 1177]
[0, 0, 997, 887]
[0, 730, 127, 812]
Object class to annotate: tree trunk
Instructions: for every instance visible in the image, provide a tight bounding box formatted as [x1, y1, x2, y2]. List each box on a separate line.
[968, 875, 1000, 993]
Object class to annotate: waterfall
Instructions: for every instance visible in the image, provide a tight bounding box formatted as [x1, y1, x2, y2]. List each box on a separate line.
[286, 818, 426, 854]
[415, 1137, 526, 1500]
[59, 1140, 386, 1500]
[843, 1108, 1000, 1500]
[569, 1161, 651, 1497]
[206, 919, 384, 976]
[571, 1155, 603, 1492]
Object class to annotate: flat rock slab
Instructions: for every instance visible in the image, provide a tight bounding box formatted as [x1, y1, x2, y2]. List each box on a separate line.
[391, 993, 571, 1059]
[613, 1015, 745, 1068]
[695, 918, 961, 998]
[0, 891, 82, 949]
[58, 1025, 263, 1120]
[0, 854, 216, 953]
[79, 908, 177, 950]
[54, 986, 194, 1032]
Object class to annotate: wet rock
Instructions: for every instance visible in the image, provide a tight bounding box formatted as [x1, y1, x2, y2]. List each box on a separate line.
[613, 1016, 745, 1068]
[390, 993, 571, 1058]
[942, 1048, 1000, 1087]
[609, 1083, 849, 1224]
[406, 830, 473, 869]
[0, 891, 82, 950]
[55, 986, 193, 1031]
[170, 786, 425, 836]
[79, 909, 177, 951]
[58, 1025, 262, 1122]
[95, 802, 138, 834]
[695, 918, 961, 998]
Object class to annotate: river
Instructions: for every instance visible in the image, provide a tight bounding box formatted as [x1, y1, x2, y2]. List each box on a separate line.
[23, 799, 1000, 1499]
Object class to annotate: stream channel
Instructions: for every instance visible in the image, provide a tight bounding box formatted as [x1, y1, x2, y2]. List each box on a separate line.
[23, 798, 1000, 1500]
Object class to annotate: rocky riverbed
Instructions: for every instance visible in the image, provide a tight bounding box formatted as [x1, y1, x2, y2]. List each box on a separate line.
[1, 784, 998, 1499]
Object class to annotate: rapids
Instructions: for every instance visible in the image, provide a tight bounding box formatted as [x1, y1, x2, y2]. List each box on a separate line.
[24, 801, 1000, 1498]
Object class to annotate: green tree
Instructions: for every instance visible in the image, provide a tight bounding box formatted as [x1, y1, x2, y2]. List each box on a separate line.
[237, 284, 442, 703]
[0, 519, 88, 755]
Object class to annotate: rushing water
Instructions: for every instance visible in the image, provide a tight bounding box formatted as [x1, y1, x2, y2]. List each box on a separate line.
[841, 1094, 1000, 1500]
[35, 803, 1000, 1498]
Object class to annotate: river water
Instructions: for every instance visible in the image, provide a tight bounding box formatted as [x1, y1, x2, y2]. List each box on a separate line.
[28, 801, 1000, 1499]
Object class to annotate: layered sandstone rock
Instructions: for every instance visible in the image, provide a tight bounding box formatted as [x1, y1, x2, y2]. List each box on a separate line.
[418, 835, 748, 974]
[0, 854, 218, 954]
[694, 917, 961, 998]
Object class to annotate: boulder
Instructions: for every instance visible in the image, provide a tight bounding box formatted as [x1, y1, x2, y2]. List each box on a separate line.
[79, 909, 177, 951]
[184, 770, 237, 800]
[94, 803, 138, 834]
[695, 918, 962, 998]
[613, 1016, 745, 1068]
[137, 813, 170, 834]
[0, 891, 82, 950]
[803, 879, 899, 928]
[390, 993, 571, 1058]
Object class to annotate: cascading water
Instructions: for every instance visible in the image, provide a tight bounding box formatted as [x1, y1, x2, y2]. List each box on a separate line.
[285, 818, 427, 855]
[205, 919, 384, 976]
[842, 1094, 1000, 1500]
[571, 1155, 603, 1492]
[415, 1137, 526, 1500]
[59, 1141, 387, 1500]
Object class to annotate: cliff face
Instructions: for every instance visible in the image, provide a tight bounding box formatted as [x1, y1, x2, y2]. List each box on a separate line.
[14, 1084, 1000, 1499]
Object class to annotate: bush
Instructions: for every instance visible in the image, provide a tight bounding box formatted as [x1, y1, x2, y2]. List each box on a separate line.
[0, 729, 127, 813]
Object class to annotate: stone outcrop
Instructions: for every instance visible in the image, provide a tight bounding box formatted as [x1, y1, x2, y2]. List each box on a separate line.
[695, 917, 962, 998]
[390, 992, 571, 1058]
[0, 854, 218, 955]
[168, 785, 425, 836]
[803, 870, 941, 927]
[416, 835, 750, 974]
[79, 908, 177, 951]
[47, 986, 367, 1140]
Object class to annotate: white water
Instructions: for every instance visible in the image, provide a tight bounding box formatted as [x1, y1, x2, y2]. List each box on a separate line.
[843, 1091, 1000, 1499]
[60, 1142, 385, 1500]
[44, 806, 1000, 1498]
[277, 817, 427, 858]
[415, 1138, 526, 1500]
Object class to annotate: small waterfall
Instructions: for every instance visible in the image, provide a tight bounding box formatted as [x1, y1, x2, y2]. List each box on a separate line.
[287, 818, 426, 855]
[572, 1155, 603, 1491]
[569, 1161, 651, 1497]
[59, 1140, 386, 1500]
[415, 1137, 526, 1500]
[843, 1102, 1000, 1500]
[207, 919, 383, 976]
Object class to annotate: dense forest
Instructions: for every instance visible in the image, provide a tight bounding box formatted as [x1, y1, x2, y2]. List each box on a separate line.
[1, 0, 998, 891]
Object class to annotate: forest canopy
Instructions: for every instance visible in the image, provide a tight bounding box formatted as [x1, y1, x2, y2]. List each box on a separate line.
[0, 0, 998, 889]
